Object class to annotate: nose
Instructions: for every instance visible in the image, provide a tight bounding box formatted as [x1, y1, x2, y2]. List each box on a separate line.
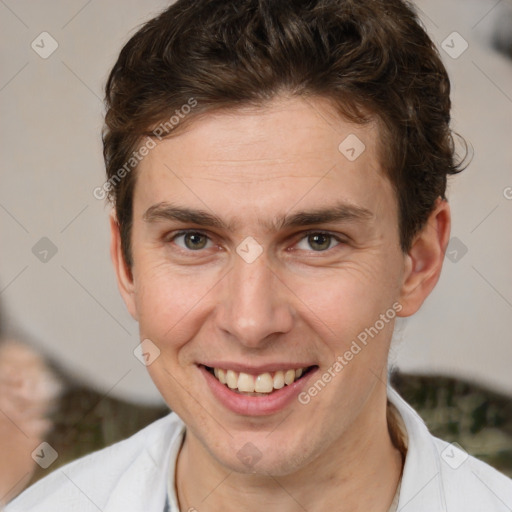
[215, 249, 294, 349]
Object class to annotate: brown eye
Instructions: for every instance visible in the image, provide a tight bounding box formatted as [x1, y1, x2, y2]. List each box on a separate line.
[308, 233, 332, 251]
[295, 232, 342, 252]
[172, 231, 211, 251]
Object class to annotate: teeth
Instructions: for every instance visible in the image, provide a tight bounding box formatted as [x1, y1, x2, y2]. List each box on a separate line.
[226, 369, 238, 389]
[210, 366, 309, 394]
[238, 372, 255, 392]
[284, 369, 295, 385]
[273, 370, 285, 389]
[217, 368, 227, 384]
[254, 373, 273, 393]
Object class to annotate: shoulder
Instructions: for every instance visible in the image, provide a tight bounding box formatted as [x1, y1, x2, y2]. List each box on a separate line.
[5, 411, 184, 512]
[388, 386, 512, 511]
[432, 435, 512, 510]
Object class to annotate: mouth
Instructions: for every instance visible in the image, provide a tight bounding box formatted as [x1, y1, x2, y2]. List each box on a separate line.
[202, 364, 317, 396]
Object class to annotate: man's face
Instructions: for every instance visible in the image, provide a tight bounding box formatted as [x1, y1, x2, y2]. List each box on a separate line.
[116, 96, 410, 475]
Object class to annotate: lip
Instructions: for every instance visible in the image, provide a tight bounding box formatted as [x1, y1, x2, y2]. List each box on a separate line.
[198, 364, 318, 416]
[199, 361, 315, 375]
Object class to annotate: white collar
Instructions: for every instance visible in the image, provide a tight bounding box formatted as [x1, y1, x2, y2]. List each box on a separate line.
[164, 386, 444, 511]
[387, 386, 446, 510]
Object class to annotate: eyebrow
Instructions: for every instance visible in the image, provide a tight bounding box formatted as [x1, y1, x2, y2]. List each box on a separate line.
[143, 201, 374, 232]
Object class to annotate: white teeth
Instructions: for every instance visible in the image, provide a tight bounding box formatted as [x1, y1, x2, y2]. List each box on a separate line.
[210, 366, 309, 394]
[284, 369, 295, 385]
[217, 368, 227, 384]
[237, 372, 255, 392]
[254, 373, 273, 393]
[273, 370, 285, 389]
[226, 369, 238, 389]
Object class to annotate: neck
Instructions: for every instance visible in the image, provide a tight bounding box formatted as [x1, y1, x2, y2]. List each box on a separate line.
[175, 387, 404, 512]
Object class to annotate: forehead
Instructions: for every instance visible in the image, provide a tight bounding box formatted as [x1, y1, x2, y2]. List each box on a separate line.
[132, 96, 396, 228]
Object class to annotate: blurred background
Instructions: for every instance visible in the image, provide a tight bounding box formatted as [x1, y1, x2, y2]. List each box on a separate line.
[0, 0, 511, 504]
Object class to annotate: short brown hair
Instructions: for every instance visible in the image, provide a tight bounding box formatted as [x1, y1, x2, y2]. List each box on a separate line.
[102, 0, 467, 269]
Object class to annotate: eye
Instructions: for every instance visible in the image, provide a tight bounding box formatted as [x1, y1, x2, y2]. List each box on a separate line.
[295, 232, 343, 252]
[167, 230, 344, 254]
[170, 231, 214, 251]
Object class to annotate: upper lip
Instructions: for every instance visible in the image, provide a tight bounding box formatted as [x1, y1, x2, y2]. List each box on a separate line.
[199, 362, 316, 374]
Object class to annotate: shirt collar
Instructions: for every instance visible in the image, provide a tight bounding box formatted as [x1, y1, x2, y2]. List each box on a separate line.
[387, 386, 447, 511]
[164, 387, 446, 512]
[102, 415, 185, 512]
[166, 423, 186, 512]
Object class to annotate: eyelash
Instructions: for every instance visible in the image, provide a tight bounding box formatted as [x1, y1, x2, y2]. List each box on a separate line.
[166, 229, 346, 254]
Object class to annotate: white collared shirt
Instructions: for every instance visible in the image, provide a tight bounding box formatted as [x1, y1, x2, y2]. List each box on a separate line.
[6, 387, 512, 511]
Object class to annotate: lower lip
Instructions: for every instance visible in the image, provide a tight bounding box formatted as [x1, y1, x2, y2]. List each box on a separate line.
[199, 365, 318, 416]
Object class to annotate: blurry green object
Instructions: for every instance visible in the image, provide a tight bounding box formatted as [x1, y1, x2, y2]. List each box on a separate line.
[29, 371, 512, 487]
[391, 372, 512, 477]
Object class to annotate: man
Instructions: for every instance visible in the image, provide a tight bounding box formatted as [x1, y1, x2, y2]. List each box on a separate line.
[7, 0, 512, 510]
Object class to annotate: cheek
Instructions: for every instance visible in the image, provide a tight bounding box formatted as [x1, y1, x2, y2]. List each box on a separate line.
[289, 255, 401, 351]
[296, 256, 396, 310]
[133, 261, 209, 341]
[131, 256, 232, 372]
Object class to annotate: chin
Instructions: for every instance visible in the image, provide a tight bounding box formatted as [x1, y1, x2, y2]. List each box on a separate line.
[213, 436, 315, 477]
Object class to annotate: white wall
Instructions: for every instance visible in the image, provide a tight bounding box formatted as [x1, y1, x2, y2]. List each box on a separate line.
[0, 0, 511, 404]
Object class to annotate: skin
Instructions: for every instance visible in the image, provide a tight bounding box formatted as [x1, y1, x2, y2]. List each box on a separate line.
[110, 95, 450, 511]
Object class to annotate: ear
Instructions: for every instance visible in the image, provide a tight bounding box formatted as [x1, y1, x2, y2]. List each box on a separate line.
[109, 210, 138, 321]
[397, 197, 451, 317]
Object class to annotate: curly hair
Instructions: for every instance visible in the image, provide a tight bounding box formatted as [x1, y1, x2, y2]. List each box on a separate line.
[102, 0, 467, 268]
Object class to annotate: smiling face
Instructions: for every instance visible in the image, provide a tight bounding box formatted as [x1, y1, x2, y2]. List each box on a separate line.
[110, 95, 448, 477]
